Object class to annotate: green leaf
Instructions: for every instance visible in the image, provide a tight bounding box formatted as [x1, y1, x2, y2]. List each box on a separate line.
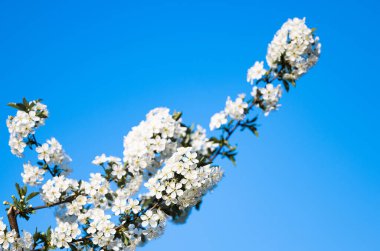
[22, 97, 29, 108]
[172, 111, 182, 121]
[7, 103, 20, 110]
[282, 80, 290, 92]
[15, 183, 22, 197]
[105, 193, 114, 201]
[248, 126, 259, 137]
[26, 192, 40, 201]
[227, 154, 237, 166]
[195, 200, 202, 210]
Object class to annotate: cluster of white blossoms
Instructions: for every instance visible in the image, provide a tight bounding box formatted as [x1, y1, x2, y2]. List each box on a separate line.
[252, 84, 283, 116]
[0, 219, 33, 250]
[6, 101, 48, 157]
[86, 209, 116, 247]
[51, 222, 81, 248]
[112, 196, 141, 216]
[139, 208, 167, 242]
[36, 137, 72, 173]
[145, 147, 223, 209]
[41, 176, 78, 204]
[123, 224, 143, 249]
[82, 173, 110, 208]
[92, 154, 126, 181]
[247, 61, 266, 84]
[225, 94, 248, 120]
[123, 108, 187, 175]
[210, 94, 248, 130]
[266, 17, 321, 80]
[190, 125, 218, 155]
[210, 18, 321, 126]
[21, 162, 46, 186]
[209, 111, 228, 131]
[0, 220, 15, 250]
[65, 195, 87, 218]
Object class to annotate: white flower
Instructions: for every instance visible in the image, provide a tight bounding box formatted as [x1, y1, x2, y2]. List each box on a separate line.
[260, 84, 282, 102]
[141, 210, 160, 228]
[247, 61, 266, 84]
[126, 199, 141, 214]
[0, 229, 16, 249]
[224, 94, 248, 120]
[51, 222, 81, 248]
[111, 163, 126, 180]
[145, 179, 165, 199]
[166, 181, 183, 199]
[20, 231, 34, 249]
[21, 162, 45, 186]
[92, 154, 107, 165]
[112, 197, 127, 216]
[209, 111, 227, 131]
[36, 143, 50, 162]
[0, 220, 6, 232]
[259, 84, 282, 116]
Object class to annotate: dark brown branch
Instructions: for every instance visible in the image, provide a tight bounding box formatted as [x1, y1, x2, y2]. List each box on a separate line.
[17, 195, 77, 216]
[7, 206, 20, 236]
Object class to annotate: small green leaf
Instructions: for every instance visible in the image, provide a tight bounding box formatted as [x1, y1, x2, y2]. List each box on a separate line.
[282, 80, 290, 92]
[26, 192, 40, 201]
[172, 111, 182, 121]
[7, 103, 20, 110]
[22, 97, 29, 108]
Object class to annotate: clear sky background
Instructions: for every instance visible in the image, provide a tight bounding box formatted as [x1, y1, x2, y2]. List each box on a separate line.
[0, 0, 379, 250]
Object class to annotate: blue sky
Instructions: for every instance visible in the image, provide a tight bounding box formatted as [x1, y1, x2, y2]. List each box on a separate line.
[0, 0, 379, 250]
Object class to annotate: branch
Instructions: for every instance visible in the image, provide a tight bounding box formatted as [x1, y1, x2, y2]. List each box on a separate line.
[208, 73, 279, 163]
[17, 195, 78, 216]
[7, 206, 20, 236]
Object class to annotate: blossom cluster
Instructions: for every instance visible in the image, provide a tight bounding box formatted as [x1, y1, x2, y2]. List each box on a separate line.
[86, 209, 116, 248]
[190, 125, 218, 155]
[81, 173, 111, 208]
[145, 147, 223, 209]
[41, 176, 78, 204]
[252, 83, 283, 116]
[123, 108, 187, 175]
[0, 219, 33, 250]
[92, 154, 128, 183]
[6, 100, 48, 157]
[266, 17, 321, 80]
[51, 221, 81, 248]
[210, 94, 248, 130]
[211, 17, 321, 130]
[21, 162, 46, 186]
[36, 137, 72, 175]
[247, 61, 266, 84]
[138, 208, 167, 241]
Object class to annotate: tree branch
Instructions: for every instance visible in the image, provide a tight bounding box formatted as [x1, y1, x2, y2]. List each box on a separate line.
[17, 195, 78, 216]
[7, 206, 20, 236]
